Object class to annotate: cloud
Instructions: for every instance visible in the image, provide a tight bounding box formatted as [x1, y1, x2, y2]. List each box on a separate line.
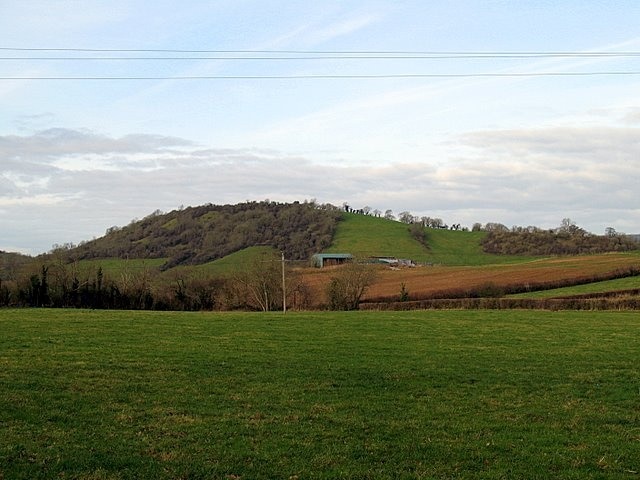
[13, 112, 57, 132]
[621, 108, 640, 125]
[264, 10, 381, 50]
[0, 128, 193, 159]
[444, 125, 640, 229]
[1, 125, 639, 254]
[0, 193, 67, 207]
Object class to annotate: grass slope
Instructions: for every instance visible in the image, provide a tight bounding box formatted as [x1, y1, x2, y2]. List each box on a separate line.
[76, 257, 167, 275]
[164, 246, 278, 278]
[72, 248, 276, 280]
[326, 213, 430, 260]
[1, 309, 638, 479]
[326, 213, 531, 266]
[510, 274, 640, 298]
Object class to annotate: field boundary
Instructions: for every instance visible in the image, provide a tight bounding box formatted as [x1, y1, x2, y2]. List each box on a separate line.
[360, 296, 640, 311]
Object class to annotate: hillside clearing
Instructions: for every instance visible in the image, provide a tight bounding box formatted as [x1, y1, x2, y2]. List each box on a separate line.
[327, 213, 530, 265]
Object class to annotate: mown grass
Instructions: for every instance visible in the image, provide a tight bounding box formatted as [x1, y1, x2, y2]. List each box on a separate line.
[1, 309, 639, 479]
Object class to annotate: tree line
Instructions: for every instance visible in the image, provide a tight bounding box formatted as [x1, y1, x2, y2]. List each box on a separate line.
[480, 219, 638, 255]
[0, 251, 377, 312]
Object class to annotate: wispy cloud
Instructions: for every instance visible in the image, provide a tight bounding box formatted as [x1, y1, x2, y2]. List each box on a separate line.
[308, 13, 381, 44]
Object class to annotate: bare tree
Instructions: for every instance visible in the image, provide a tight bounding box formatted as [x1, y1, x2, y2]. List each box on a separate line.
[233, 250, 283, 311]
[326, 262, 378, 310]
[398, 211, 414, 224]
[605, 226, 618, 237]
[430, 218, 444, 228]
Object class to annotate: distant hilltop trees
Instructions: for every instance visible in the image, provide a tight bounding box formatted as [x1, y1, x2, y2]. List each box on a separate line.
[481, 218, 638, 255]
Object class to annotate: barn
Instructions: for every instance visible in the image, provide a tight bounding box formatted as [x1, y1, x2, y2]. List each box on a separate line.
[311, 253, 353, 268]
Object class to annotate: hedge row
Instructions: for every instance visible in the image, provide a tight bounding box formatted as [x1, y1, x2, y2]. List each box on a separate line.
[359, 296, 640, 311]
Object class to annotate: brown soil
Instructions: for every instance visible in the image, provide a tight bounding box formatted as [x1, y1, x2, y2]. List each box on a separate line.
[297, 254, 640, 307]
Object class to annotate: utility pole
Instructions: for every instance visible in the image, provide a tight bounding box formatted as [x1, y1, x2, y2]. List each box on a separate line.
[281, 251, 287, 314]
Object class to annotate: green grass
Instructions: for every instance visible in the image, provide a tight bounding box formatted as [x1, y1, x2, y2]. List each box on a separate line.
[164, 246, 277, 278]
[327, 213, 534, 265]
[327, 213, 430, 260]
[422, 228, 534, 265]
[72, 247, 274, 279]
[75, 258, 167, 275]
[511, 275, 640, 298]
[1, 309, 639, 479]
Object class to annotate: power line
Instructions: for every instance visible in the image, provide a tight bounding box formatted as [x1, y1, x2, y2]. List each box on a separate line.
[2, 47, 640, 56]
[3, 53, 640, 60]
[3, 71, 640, 81]
[3, 47, 637, 81]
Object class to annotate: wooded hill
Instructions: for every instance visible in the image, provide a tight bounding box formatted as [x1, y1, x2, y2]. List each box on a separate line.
[45, 202, 638, 269]
[67, 200, 343, 269]
[482, 224, 638, 256]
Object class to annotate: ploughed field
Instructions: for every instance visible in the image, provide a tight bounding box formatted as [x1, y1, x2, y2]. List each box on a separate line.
[1, 309, 638, 479]
[301, 252, 640, 305]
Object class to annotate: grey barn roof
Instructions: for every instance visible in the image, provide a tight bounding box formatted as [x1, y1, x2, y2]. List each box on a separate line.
[311, 253, 353, 268]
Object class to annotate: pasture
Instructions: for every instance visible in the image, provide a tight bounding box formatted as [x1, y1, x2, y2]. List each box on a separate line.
[1, 309, 638, 479]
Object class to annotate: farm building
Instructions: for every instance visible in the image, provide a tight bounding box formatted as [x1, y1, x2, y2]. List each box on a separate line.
[369, 256, 416, 267]
[311, 253, 353, 268]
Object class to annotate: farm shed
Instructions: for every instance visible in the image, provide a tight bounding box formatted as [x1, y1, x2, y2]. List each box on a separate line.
[311, 253, 353, 268]
[369, 256, 416, 267]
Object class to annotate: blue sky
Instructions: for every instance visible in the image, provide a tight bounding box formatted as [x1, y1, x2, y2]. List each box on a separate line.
[1, 1, 639, 254]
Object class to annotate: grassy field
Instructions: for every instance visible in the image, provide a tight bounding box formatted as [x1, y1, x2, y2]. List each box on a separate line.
[326, 213, 529, 266]
[165, 246, 278, 278]
[1, 309, 639, 479]
[510, 275, 640, 299]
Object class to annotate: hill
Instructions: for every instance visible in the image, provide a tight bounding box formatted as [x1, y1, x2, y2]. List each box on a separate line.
[67, 200, 342, 269]
[3, 201, 639, 311]
[328, 212, 533, 265]
[47, 202, 637, 270]
[0, 251, 32, 279]
[482, 225, 639, 255]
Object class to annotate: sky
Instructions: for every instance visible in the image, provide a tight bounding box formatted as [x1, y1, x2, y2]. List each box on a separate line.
[1, 0, 640, 255]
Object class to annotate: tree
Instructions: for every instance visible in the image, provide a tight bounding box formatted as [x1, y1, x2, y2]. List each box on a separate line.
[430, 218, 444, 228]
[484, 222, 508, 232]
[399, 282, 409, 302]
[384, 209, 395, 221]
[233, 250, 283, 311]
[557, 218, 585, 236]
[409, 223, 427, 245]
[398, 211, 414, 224]
[325, 262, 377, 310]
